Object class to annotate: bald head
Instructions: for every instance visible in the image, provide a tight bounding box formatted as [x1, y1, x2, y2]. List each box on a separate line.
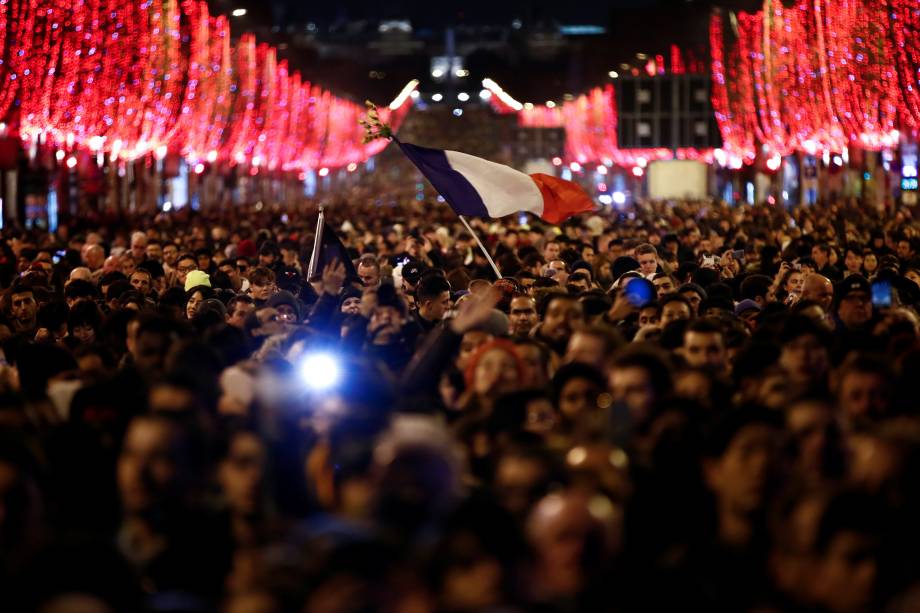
[802, 273, 834, 311]
[68, 267, 92, 283]
[83, 244, 105, 270]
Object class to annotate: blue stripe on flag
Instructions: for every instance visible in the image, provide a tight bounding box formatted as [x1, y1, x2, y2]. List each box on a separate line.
[397, 141, 490, 217]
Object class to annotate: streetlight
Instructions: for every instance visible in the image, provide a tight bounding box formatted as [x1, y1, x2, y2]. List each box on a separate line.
[232, 8, 247, 17]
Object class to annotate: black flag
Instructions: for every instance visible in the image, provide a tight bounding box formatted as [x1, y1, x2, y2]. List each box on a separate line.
[307, 208, 359, 282]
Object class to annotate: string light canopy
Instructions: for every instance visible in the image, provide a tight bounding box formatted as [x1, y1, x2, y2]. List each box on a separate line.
[5, 0, 415, 172]
[710, 0, 908, 162]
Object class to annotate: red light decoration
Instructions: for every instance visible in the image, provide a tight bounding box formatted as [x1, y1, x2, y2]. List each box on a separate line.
[710, 1, 906, 161]
[3, 0, 413, 172]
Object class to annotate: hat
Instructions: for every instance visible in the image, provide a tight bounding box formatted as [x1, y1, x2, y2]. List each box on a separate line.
[401, 260, 427, 285]
[734, 299, 762, 316]
[678, 282, 708, 301]
[199, 298, 227, 318]
[184, 270, 211, 292]
[834, 275, 870, 304]
[267, 290, 301, 320]
[237, 239, 257, 258]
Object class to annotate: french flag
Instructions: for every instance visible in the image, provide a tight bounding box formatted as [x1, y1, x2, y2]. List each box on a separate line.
[396, 141, 595, 224]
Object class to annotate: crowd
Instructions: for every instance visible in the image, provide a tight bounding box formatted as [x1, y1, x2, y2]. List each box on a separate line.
[1, 176, 920, 613]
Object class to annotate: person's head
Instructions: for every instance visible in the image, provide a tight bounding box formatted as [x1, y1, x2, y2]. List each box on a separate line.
[784, 394, 843, 483]
[862, 250, 878, 275]
[543, 240, 561, 262]
[566, 271, 591, 293]
[897, 236, 915, 260]
[551, 362, 607, 427]
[608, 346, 672, 426]
[652, 273, 676, 299]
[538, 293, 585, 349]
[118, 413, 196, 515]
[267, 290, 301, 324]
[217, 259, 242, 290]
[635, 243, 658, 276]
[131, 315, 179, 379]
[546, 259, 569, 285]
[9, 281, 37, 329]
[217, 425, 267, 518]
[129, 269, 152, 296]
[416, 275, 451, 322]
[834, 275, 872, 329]
[802, 273, 834, 312]
[807, 491, 884, 613]
[778, 315, 832, 385]
[704, 406, 784, 521]
[162, 242, 179, 266]
[660, 295, 693, 327]
[130, 231, 147, 260]
[512, 338, 552, 387]
[145, 239, 163, 262]
[226, 295, 255, 329]
[248, 267, 276, 301]
[835, 354, 892, 424]
[682, 318, 727, 373]
[637, 301, 660, 327]
[494, 444, 562, 518]
[67, 300, 102, 345]
[564, 324, 624, 371]
[357, 255, 381, 288]
[83, 243, 105, 270]
[843, 244, 864, 273]
[258, 241, 279, 267]
[185, 286, 213, 320]
[784, 269, 805, 295]
[507, 294, 538, 338]
[465, 340, 526, 399]
[812, 243, 832, 268]
[740, 274, 772, 306]
[175, 253, 197, 287]
[678, 283, 707, 316]
[64, 279, 97, 309]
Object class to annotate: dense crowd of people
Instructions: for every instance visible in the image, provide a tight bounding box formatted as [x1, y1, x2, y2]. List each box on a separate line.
[1, 174, 920, 612]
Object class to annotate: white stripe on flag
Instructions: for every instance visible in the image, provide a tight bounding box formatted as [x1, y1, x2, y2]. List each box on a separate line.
[445, 150, 544, 218]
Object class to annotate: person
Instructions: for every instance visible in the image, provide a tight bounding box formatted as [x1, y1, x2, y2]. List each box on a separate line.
[802, 273, 835, 313]
[357, 255, 381, 288]
[175, 253, 198, 289]
[248, 267, 276, 306]
[681, 318, 728, 375]
[226, 295, 255, 329]
[834, 275, 873, 331]
[8, 280, 38, 337]
[533, 293, 585, 357]
[508, 294, 538, 339]
[413, 275, 451, 334]
[660, 294, 693, 327]
[635, 243, 659, 279]
[652, 273, 677, 299]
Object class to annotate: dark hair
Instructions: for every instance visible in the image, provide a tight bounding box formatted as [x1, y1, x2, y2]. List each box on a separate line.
[611, 345, 674, 397]
[416, 275, 451, 304]
[248, 266, 275, 287]
[64, 279, 98, 301]
[68, 300, 103, 332]
[536, 290, 576, 319]
[705, 404, 783, 457]
[550, 362, 606, 407]
[740, 274, 772, 301]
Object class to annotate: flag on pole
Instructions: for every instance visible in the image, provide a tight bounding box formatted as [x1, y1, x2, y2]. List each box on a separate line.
[307, 208, 359, 282]
[396, 141, 595, 224]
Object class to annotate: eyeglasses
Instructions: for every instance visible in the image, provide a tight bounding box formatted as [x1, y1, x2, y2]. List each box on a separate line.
[177, 265, 196, 274]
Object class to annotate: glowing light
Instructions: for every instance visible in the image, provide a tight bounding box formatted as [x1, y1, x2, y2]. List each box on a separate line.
[598, 194, 613, 205]
[347, 162, 358, 172]
[481, 78, 523, 112]
[632, 166, 644, 177]
[552, 157, 562, 166]
[55, 150, 65, 162]
[431, 69, 444, 78]
[207, 150, 218, 163]
[479, 89, 492, 100]
[388, 79, 420, 110]
[569, 162, 582, 172]
[232, 8, 247, 17]
[766, 155, 782, 172]
[155, 145, 168, 160]
[546, 101, 556, 108]
[66, 156, 77, 169]
[452, 108, 463, 117]
[432, 93, 443, 102]
[596, 165, 608, 175]
[636, 157, 648, 168]
[194, 163, 205, 174]
[612, 191, 626, 205]
[608, 70, 619, 79]
[457, 92, 470, 102]
[318, 167, 329, 177]
[300, 353, 342, 391]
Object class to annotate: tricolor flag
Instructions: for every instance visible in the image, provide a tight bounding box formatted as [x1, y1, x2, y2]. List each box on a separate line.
[396, 141, 595, 225]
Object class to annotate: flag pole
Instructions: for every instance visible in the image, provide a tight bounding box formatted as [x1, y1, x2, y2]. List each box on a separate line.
[458, 215, 502, 279]
[307, 206, 325, 281]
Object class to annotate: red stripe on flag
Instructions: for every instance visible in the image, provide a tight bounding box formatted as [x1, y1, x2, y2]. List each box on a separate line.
[529, 173, 595, 225]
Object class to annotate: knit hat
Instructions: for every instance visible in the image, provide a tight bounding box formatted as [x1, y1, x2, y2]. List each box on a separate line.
[267, 290, 301, 320]
[184, 270, 211, 292]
